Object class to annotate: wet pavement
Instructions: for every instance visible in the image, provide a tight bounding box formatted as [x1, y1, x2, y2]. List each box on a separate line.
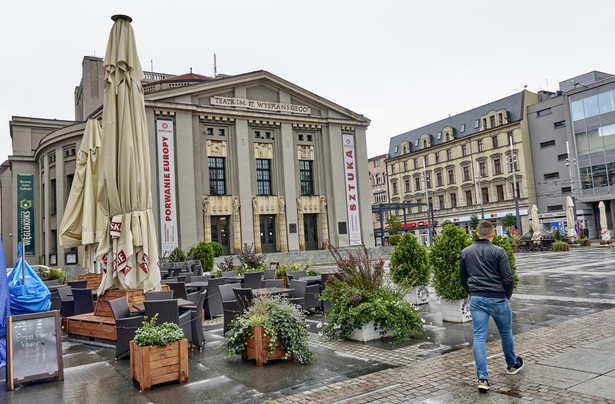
[2, 245, 615, 403]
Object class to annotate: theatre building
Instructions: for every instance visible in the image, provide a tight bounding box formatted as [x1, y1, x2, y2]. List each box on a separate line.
[0, 56, 373, 266]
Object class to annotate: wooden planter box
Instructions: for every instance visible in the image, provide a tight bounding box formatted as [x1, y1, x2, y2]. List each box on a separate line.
[440, 298, 472, 323]
[241, 326, 291, 367]
[403, 285, 429, 305]
[130, 339, 189, 391]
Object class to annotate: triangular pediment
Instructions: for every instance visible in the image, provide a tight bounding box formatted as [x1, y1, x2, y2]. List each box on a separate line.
[145, 70, 369, 125]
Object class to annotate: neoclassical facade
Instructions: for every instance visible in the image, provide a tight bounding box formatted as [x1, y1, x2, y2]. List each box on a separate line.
[0, 58, 373, 266]
[386, 90, 538, 237]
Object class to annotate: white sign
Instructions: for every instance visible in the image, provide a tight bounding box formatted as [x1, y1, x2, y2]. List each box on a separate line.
[210, 96, 311, 115]
[157, 120, 178, 254]
[342, 134, 362, 245]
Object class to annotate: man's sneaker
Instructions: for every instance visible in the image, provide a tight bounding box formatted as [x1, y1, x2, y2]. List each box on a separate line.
[507, 356, 524, 375]
[477, 379, 490, 392]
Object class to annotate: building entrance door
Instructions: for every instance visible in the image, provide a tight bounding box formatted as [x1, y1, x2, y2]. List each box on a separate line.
[260, 215, 277, 253]
[303, 214, 318, 250]
[211, 216, 230, 255]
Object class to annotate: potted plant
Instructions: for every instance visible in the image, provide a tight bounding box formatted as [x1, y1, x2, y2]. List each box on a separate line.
[509, 234, 524, 253]
[320, 244, 424, 342]
[224, 296, 314, 367]
[430, 224, 472, 323]
[130, 315, 189, 391]
[389, 233, 430, 305]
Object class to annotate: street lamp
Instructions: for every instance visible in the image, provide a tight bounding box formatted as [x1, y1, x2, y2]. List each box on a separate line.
[475, 161, 485, 220]
[565, 140, 578, 224]
[507, 141, 523, 235]
[422, 160, 433, 247]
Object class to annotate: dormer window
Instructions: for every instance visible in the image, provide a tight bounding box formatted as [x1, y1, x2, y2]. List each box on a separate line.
[415, 139, 419, 147]
[437, 131, 442, 140]
[460, 124, 466, 133]
[423, 140, 427, 148]
[394, 145, 399, 153]
[475, 119, 480, 129]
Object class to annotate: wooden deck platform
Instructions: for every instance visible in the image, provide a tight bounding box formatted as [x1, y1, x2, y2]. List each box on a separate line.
[64, 313, 117, 341]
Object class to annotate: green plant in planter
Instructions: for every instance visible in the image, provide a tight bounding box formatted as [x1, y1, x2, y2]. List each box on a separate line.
[238, 243, 266, 273]
[276, 260, 312, 278]
[555, 230, 562, 241]
[389, 233, 429, 288]
[321, 244, 423, 343]
[207, 242, 224, 257]
[388, 234, 402, 246]
[187, 241, 214, 272]
[551, 241, 570, 251]
[168, 247, 186, 263]
[133, 315, 185, 347]
[306, 269, 321, 277]
[224, 296, 314, 364]
[430, 224, 472, 300]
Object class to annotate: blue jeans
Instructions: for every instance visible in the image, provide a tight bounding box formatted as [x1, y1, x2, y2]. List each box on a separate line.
[469, 295, 517, 380]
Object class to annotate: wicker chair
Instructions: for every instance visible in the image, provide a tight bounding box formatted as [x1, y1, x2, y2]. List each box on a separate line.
[145, 290, 174, 300]
[233, 288, 255, 313]
[219, 283, 241, 334]
[190, 291, 207, 349]
[72, 288, 95, 315]
[167, 282, 188, 300]
[205, 277, 226, 318]
[108, 297, 144, 360]
[243, 272, 263, 290]
[68, 279, 88, 289]
[144, 299, 192, 345]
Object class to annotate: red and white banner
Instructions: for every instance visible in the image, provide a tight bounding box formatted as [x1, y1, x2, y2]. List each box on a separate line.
[342, 134, 362, 245]
[157, 120, 178, 253]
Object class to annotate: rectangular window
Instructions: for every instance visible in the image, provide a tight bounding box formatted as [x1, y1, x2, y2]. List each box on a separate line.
[404, 179, 411, 193]
[50, 178, 57, 215]
[540, 140, 556, 148]
[496, 185, 504, 201]
[208, 157, 226, 195]
[475, 119, 480, 129]
[438, 195, 445, 210]
[554, 120, 566, 129]
[561, 186, 572, 194]
[414, 158, 418, 169]
[403, 160, 409, 171]
[465, 190, 473, 206]
[462, 144, 468, 157]
[448, 169, 455, 184]
[492, 136, 498, 148]
[206, 128, 214, 136]
[450, 193, 457, 208]
[477, 139, 484, 152]
[599, 90, 615, 114]
[508, 132, 514, 145]
[415, 177, 421, 191]
[537, 108, 552, 117]
[479, 162, 487, 177]
[299, 160, 314, 195]
[373, 159, 380, 167]
[498, 113, 503, 125]
[547, 205, 563, 212]
[391, 164, 396, 174]
[511, 182, 520, 199]
[436, 172, 443, 186]
[490, 116, 496, 127]
[424, 155, 429, 166]
[544, 172, 560, 180]
[447, 149, 452, 161]
[460, 124, 466, 133]
[218, 129, 225, 136]
[392, 182, 398, 195]
[463, 166, 471, 181]
[256, 159, 272, 195]
[494, 158, 502, 175]
[482, 187, 489, 203]
[558, 153, 568, 161]
[435, 152, 440, 163]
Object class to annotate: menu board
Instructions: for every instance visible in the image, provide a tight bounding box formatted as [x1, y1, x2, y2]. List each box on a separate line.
[6, 311, 63, 390]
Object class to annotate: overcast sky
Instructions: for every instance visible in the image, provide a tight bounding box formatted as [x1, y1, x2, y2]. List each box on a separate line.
[2, 0, 615, 165]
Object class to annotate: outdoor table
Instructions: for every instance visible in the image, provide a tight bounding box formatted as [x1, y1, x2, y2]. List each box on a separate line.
[251, 287, 294, 298]
[46, 283, 69, 291]
[223, 275, 244, 283]
[132, 298, 194, 313]
[185, 280, 208, 292]
[298, 276, 322, 284]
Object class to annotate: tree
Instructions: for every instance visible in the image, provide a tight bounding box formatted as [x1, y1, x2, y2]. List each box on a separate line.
[390, 233, 430, 287]
[468, 215, 480, 230]
[502, 213, 517, 230]
[386, 215, 402, 236]
[430, 225, 472, 300]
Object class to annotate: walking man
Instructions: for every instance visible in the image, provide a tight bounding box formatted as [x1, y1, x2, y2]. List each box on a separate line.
[460, 221, 524, 392]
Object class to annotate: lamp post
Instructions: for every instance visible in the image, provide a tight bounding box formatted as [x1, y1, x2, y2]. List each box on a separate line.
[422, 160, 433, 247]
[565, 140, 578, 224]
[508, 141, 523, 235]
[475, 161, 485, 220]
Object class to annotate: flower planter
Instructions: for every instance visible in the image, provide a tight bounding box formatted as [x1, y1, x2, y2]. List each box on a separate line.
[439, 298, 472, 323]
[241, 326, 292, 367]
[130, 339, 189, 391]
[403, 285, 429, 305]
[349, 320, 391, 342]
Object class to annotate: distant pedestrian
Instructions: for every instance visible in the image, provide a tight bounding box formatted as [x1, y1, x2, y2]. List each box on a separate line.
[460, 221, 524, 392]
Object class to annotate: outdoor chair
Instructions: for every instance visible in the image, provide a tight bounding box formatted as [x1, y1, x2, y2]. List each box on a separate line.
[233, 288, 255, 313]
[243, 272, 263, 289]
[287, 280, 307, 310]
[72, 288, 95, 315]
[191, 262, 203, 276]
[144, 299, 192, 345]
[219, 283, 241, 334]
[320, 273, 334, 311]
[68, 279, 88, 289]
[108, 298, 145, 360]
[204, 277, 226, 318]
[190, 275, 210, 282]
[167, 282, 188, 300]
[145, 290, 174, 300]
[44, 279, 59, 287]
[190, 291, 207, 350]
[49, 289, 62, 312]
[265, 279, 284, 288]
[263, 268, 276, 280]
[57, 286, 74, 318]
[221, 270, 238, 277]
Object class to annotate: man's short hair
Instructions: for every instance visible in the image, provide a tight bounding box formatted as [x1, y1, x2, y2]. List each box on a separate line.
[477, 221, 495, 238]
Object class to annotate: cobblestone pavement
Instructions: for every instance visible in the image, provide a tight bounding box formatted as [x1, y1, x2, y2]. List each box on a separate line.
[272, 247, 615, 403]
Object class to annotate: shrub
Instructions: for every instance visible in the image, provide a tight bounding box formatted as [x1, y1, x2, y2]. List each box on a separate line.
[388, 234, 402, 246]
[429, 224, 472, 300]
[551, 241, 570, 251]
[306, 269, 321, 277]
[328, 244, 384, 295]
[207, 242, 224, 257]
[168, 247, 186, 263]
[386, 215, 402, 235]
[491, 234, 519, 289]
[215, 256, 237, 277]
[188, 241, 214, 272]
[133, 315, 184, 347]
[389, 233, 429, 288]
[554, 229, 562, 241]
[238, 243, 266, 271]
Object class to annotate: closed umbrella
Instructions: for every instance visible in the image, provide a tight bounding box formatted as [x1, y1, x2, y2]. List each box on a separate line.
[566, 196, 577, 239]
[530, 204, 541, 240]
[96, 15, 160, 294]
[59, 118, 104, 273]
[599, 201, 611, 241]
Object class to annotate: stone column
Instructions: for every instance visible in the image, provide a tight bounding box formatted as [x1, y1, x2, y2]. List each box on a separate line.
[252, 197, 262, 253]
[232, 196, 241, 254]
[320, 196, 330, 249]
[297, 196, 305, 251]
[202, 197, 212, 242]
[278, 197, 288, 252]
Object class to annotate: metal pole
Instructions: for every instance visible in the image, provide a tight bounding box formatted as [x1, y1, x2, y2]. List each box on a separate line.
[475, 161, 485, 220]
[565, 141, 578, 224]
[21, 239, 26, 285]
[423, 160, 432, 246]
[510, 141, 523, 235]
[379, 204, 385, 247]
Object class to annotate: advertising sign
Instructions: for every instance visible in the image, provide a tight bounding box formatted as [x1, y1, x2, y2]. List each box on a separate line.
[342, 134, 362, 245]
[17, 175, 35, 256]
[156, 120, 178, 254]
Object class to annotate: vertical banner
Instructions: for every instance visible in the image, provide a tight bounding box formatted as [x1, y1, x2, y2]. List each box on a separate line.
[342, 134, 362, 245]
[157, 120, 178, 254]
[17, 175, 35, 256]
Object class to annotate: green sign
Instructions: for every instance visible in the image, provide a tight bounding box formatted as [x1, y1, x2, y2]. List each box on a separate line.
[17, 174, 35, 256]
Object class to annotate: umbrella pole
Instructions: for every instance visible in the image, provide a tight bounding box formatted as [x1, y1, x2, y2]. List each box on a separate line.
[21, 237, 26, 285]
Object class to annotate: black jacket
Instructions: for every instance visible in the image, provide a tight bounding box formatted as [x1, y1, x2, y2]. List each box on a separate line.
[460, 239, 514, 299]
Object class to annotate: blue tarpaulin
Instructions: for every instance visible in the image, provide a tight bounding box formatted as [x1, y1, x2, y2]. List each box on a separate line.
[0, 237, 12, 367]
[7, 242, 50, 316]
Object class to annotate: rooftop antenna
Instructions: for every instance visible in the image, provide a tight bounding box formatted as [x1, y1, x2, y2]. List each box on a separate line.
[214, 52, 217, 77]
[150, 59, 153, 72]
[190, 67, 192, 73]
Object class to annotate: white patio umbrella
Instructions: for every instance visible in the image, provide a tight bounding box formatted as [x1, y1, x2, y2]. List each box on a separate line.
[566, 196, 577, 239]
[96, 15, 160, 294]
[530, 204, 541, 240]
[599, 201, 611, 241]
[59, 118, 104, 273]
